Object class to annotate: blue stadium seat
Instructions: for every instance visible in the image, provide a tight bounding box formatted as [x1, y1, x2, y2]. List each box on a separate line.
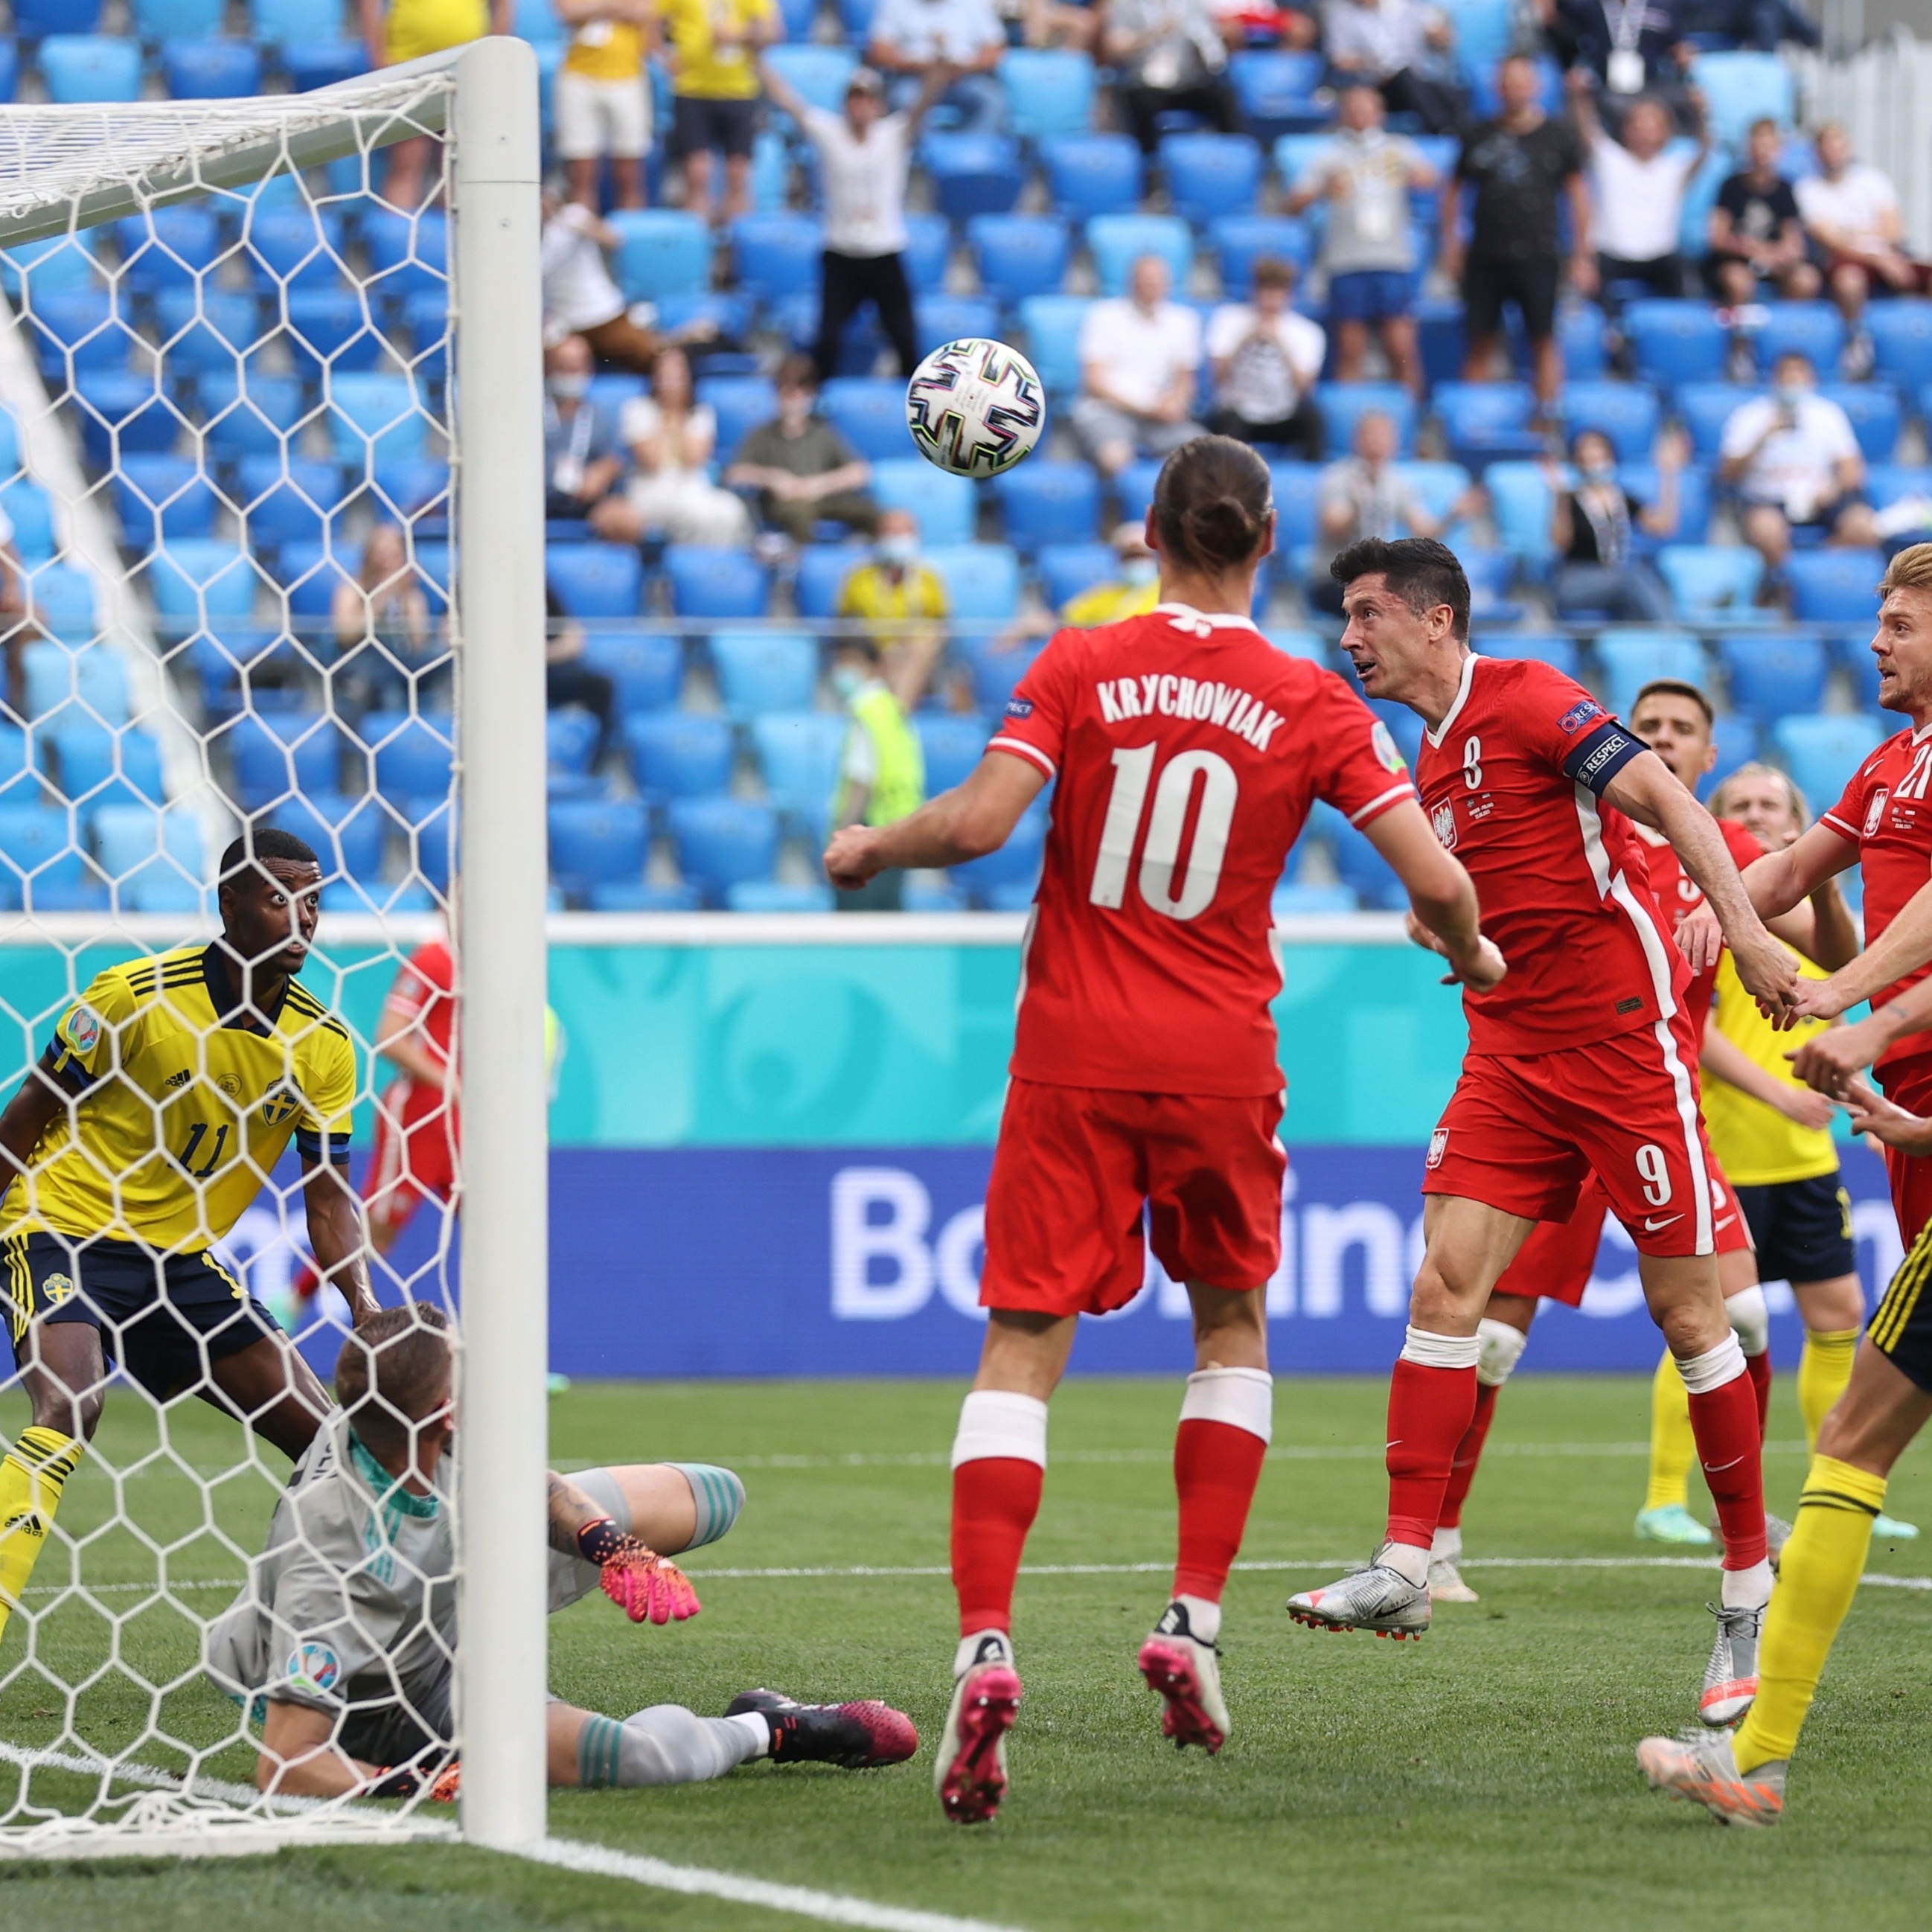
[1718, 633, 1826, 720]
[952, 802, 1046, 903]
[1037, 542, 1118, 610]
[113, 454, 219, 543]
[147, 540, 255, 634]
[0, 481, 55, 560]
[155, 288, 260, 373]
[92, 802, 201, 898]
[1042, 135, 1143, 220]
[1445, 0, 1513, 76]
[1674, 382, 1756, 464]
[923, 133, 1026, 222]
[1624, 300, 1729, 388]
[65, 368, 170, 466]
[1556, 301, 1610, 380]
[711, 629, 819, 718]
[1617, 459, 1712, 546]
[1316, 383, 1415, 458]
[371, 456, 449, 518]
[360, 708, 453, 808]
[915, 295, 999, 356]
[25, 563, 97, 641]
[1268, 461, 1322, 554]
[0, 723, 38, 805]
[546, 542, 642, 618]
[1017, 295, 1090, 393]
[752, 711, 845, 836]
[1707, 711, 1760, 795]
[999, 48, 1095, 140]
[1773, 711, 1885, 812]
[1655, 544, 1764, 620]
[1431, 381, 1541, 470]
[163, 36, 261, 96]
[272, 537, 358, 624]
[1867, 464, 1932, 514]
[1459, 547, 1522, 621]
[965, 637, 1040, 713]
[1209, 214, 1312, 297]
[14, 0, 101, 32]
[626, 711, 733, 801]
[279, 39, 367, 90]
[197, 365, 303, 458]
[872, 459, 976, 546]
[926, 543, 1021, 622]
[967, 214, 1069, 304]
[697, 376, 775, 465]
[669, 798, 778, 903]
[1227, 49, 1324, 139]
[263, 792, 387, 885]
[24, 640, 127, 724]
[1690, 50, 1794, 149]
[1753, 301, 1843, 377]
[115, 205, 221, 295]
[1110, 458, 1159, 528]
[915, 713, 989, 794]
[1086, 213, 1190, 298]
[1820, 382, 1901, 464]
[992, 460, 1101, 551]
[549, 798, 647, 892]
[819, 378, 910, 463]
[225, 708, 343, 806]
[665, 545, 769, 618]
[607, 210, 711, 302]
[1396, 461, 1475, 527]
[362, 207, 447, 305]
[1324, 810, 1403, 910]
[1273, 881, 1357, 915]
[794, 544, 866, 620]
[903, 212, 953, 295]
[581, 628, 682, 712]
[25, 288, 135, 374]
[1159, 133, 1261, 223]
[1594, 630, 1707, 720]
[243, 207, 348, 294]
[729, 214, 822, 301]
[727, 881, 834, 912]
[1481, 631, 1581, 677]
[38, 33, 141, 101]
[1785, 548, 1885, 624]
[762, 42, 856, 117]
[135, 0, 222, 33]
[588, 881, 698, 912]
[1561, 380, 1659, 463]
[236, 455, 347, 554]
[1273, 132, 1333, 193]
[0, 804, 93, 911]
[1867, 301, 1932, 392]
[327, 371, 424, 466]
[1, 234, 102, 300]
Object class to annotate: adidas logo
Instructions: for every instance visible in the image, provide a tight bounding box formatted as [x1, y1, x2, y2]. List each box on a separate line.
[1, 1512, 47, 1538]
[970, 1633, 1011, 1669]
[1155, 1602, 1192, 1640]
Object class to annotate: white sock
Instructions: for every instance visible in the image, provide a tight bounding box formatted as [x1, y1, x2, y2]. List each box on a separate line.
[953, 1628, 1014, 1677]
[727, 1710, 770, 1753]
[1430, 1524, 1462, 1561]
[1377, 1540, 1430, 1587]
[1721, 1558, 1774, 1612]
[951, 1389, 1049, 1468]
[1176, 1593, 1221, 1643]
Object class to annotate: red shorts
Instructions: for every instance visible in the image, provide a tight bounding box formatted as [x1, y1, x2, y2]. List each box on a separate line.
[981, 1078, 1286, 1317]
[1423, 1021, 1722, 1258]
[1878, 1055, 1932, 1246]
[365, 1081, 459, 1232]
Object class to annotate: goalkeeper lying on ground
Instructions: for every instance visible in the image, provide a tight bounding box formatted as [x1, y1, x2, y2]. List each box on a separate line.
[205, 1305, 916, 1797]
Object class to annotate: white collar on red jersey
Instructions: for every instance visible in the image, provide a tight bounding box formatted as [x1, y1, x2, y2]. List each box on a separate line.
[1423, 648, 1482, 750]
[1154, 602, 1261, 638]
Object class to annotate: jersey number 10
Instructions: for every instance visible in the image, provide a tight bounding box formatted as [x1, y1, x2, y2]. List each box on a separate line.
[1089, 745, 1238, 922]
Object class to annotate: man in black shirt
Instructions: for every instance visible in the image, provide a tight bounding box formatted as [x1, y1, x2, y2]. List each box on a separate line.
[1444, 54, 1593, 409]
[1555, 0, 1695, 127]
[1707, 116, 1820, 305]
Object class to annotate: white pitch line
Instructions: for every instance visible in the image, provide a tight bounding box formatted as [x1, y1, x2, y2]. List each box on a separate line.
[521, 1834, 1029, 1932]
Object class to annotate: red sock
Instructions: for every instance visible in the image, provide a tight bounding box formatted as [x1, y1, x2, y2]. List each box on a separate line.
[1172, 1418, 1268, 1602]
[1438, 1381, 1500, 1532]
[1386, 1358, 1478, 1551]
[1687, 1375, 1767, 1571]
[1744, 1349, 1772, 1442]
[951, 1458, 1043, 1636]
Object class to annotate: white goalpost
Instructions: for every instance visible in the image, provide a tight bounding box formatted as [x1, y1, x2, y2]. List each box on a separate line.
[0, 36, 548, 1857]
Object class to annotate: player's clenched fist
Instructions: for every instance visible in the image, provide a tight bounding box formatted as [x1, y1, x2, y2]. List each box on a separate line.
[825, 825, 885, 890]
[1404, 912, 1506, 991]
[1729, 925, 1802, 1025]
[576, 1518, 703, 1625]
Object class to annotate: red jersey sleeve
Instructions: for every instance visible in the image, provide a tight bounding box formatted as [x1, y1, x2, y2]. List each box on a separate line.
[1310, 674, 1418, 828]
[1821, 754, 1876, 844]
[1512, 662, 1649, 796]
[985, 629, 1081, 781]
[386, 941, 450, 1023]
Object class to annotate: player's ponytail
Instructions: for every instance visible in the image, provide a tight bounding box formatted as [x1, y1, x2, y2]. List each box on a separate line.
[1151, 435, 1274, 578]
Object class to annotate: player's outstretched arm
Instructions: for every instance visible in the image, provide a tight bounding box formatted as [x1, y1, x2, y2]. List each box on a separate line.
[1791, 871, 1932, 1026]
[1364, 799, 1505, 991]
[301, 1157, 378, 1326]
[548, 1468, 700, 1625]
[824, 749, 1048, 889]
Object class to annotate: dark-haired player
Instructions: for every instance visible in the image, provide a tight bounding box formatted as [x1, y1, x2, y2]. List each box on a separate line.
[0, 829, 372, 1647]
[1287, 539, 1799, 1727]
[825, 436, 1500, 1824]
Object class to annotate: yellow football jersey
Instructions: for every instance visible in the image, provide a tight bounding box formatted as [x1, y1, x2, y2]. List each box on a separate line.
[1062, 579, 1160, 629]
[663, 0, 774, 98]
[1704, 944, 1840, 1187]
[1, 946, 357, 1254]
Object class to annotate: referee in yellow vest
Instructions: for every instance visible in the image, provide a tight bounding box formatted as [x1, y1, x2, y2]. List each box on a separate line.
[828, 635, 925, 912]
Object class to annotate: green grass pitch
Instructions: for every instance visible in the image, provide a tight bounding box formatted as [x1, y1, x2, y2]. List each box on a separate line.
[2, 1372, 1929, 1931]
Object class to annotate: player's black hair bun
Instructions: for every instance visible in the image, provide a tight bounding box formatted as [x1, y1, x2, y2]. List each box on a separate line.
[1153, 435, 1273, 576]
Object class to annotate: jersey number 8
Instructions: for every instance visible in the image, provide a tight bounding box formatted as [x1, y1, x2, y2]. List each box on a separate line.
[1089, 745, 1238, 922]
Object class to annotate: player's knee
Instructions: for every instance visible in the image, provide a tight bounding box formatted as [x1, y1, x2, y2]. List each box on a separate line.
[671, 1462, 743, 1549]
[1725, 1285, 1771, 1357]
[1475, 1317, 1528, 1388]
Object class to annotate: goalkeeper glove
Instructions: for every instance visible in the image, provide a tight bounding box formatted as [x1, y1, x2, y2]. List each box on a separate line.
[576, 1517, 701, 1625]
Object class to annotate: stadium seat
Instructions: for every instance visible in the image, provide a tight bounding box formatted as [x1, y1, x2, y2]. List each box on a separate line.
[871, 459, 976, 547]
[0, 722, 37, 805]
[1867, 464, 1932, 514]
[1085, 214, 1191, 299]
[546, 542, 643, 618]
[1820, 382, 1901, 464]
[162, 36, 261, 96]
[1267, 461, 1323, 557]
[1397, 461, 1476, 528]
[1616, 458, 1712, 546]
[0, 803, 92, 909]
[224, 708, 344, 807]
[1867, 301, 1932, 392]
[625, 711, 733, 802]
[371, 456, 448, 520]
[147, 540, 256, 634]
[1266, 628, 1325, 663]
[0, 481, 55, 560]
[134, 0, 222, 33]
[1690, 50, 1794, 149]
[1017, 295, 1091, 393]
[924, 133, 1027, 223]
[581, 628, 682, 712]
[24, 641, 127, 725]
[1718, 633, 1826, 719]
[697, 376, 774, 466]
[547, 706, 602, 779]
[0, 234, 102, 302]
[1594, 630, 1707, 720]
[668, 798, 778, 903]
[1226, 49, 1324, 140]
[729, 214, 822, 301]
[1041, 135, 1143, 221]
[549, 799, 647, 892]
[1753, 301, 1844, 377]
[243, 206, 348, 294]
[13, 0, 101, 32]
[991, 458, 1102, 551]
[711, 630, 819, 718]
[1037, 543, 1116, 610]
[1674, 382, 1756, 464]
[38, 33, 141, 101]
[952, 802, 1046, 902]
[1159, 133, 1261, 223]
[154, 289, 260, 375]
[1555, 301, 1610, 380]
[359, 709, 452, 809]
[967, 214, 1069, 304]
[999, 48, 1095, 140]
[1209, 214, 1312, 298]
[664, 545, 768, 618]
[820, 378, 911, 464]
[915, 295, 999, 356]
[281, 39, 368, 90]
[793, 544, 865, 621]
[1481, 631, 1581, 677]
[903, 213, 952, 296]
[112, 455, 219, 544]
[752, 711, 845, 836]
[761, 43, 855, 119]
[25, 288, 135, 375]
[1773, 711, 1885, 811]
[1431, 381, 1542, 470]
[1704, 712, 1761, 796]
[926, 543, 1021, 622]
[252, 0, 338, 36]
[914, 713, 990, 795]
[1654, 543, 1765, 620]
[1561, 380, 1660, 464]
[726, 881, 834, 913]
[1785, 548, 1886, 624]
[1459, 548, 1522, 621]
[1624, 300, 1729, 388]
[357, 207, 447, 307]
[965, 638, 1040, 714]
[581, 880, 694, 911]
[326, 371, 423, 466]
[196, 368, 303, 460]
[607, 210, 710, 303]
[1315, 383, 1415, 458]
[92, 798, 200, 884]
[260, 791, 386, 885]
[115, 205, 221, 295]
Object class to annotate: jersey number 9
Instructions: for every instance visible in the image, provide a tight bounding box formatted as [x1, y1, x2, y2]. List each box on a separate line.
[1089, 745, 1238, 923]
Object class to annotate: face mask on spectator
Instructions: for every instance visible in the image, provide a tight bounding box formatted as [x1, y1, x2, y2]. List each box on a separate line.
[831, 664, 866, 700]
[1580, 458, 1615, 483]
[877, 533, 918, 567]
[548, 373, 589, 400]
[1122, 556, 1159, 586]
[1776, 380, 1810, 409]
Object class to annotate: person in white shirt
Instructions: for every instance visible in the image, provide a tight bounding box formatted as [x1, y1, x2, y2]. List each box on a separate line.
[867, 0, 1008, 133]
[1321, 0, 1459, 134]
[1571, 74, 1708, 302]
[1796, 125, 1932, 356]
[539, 191, 717, 376]
[592, 346, 752, 547]
[1102, 0, 1241, 156]
[1070, 254, 1206, 476]
[1204, 256, 1325, 457]
[1718, 351, 1878, 572]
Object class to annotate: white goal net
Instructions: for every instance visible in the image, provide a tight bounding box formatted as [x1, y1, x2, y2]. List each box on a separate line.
[0, 39, 549, 1858]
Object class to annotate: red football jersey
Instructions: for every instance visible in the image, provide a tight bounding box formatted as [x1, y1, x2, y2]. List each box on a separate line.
[1822, 720, 1932, 1066]
[1635, 816, 1765, 1034]
[385, 938, 455, 1097]
[991, 604, 1416, 1096]
[1414, 654, 1689, 1055]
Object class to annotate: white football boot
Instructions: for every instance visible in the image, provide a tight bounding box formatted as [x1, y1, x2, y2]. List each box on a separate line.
[1138, 1600, 1230, 1753]
[1638, 1728, 1785, 1826]
[1287, 1547, 1432, 1639]
[935, 1629, 1022, 1825]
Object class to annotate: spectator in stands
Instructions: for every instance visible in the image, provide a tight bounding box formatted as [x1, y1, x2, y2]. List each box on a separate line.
[726, 354, 880, 546]
[543, 590, 621, 769]
[1307, 409, 1476, 612]
[1285, 86, 1432, 395]
[1545, 424, 1684, 620]
[998, 522, 1161, 650]
[1072, 255, 1206, 479]
[1797, 126, 1932, 372]
[1447, 52, 1592, 408]
[1322, 0, 1461, 137]
[1571, 74, 1707, 302]
[556, 0, 658, 211]
[1720, 351, 1879, 573]
[828, 636, 928, 912]
[1706, 116, 1820, 307]
[362, 0, 511, 206]
[1021, 0, 1104, 51]
[333, 524, 444, 716]
[837, 510, 950, 629]
[540, 191, 700, 376]
[760, 60, 950, 383]
[591, 347, 754, 547]
[664, 0, 779, 226]
[1211, 0, 1317, 46]
[543, 336, 625, 523]
[1204, 258, 1325, 455]
[1674, 0, 1816, 49]
[1554, 0, 1693, 125]
[1103, 0, 1241, 154]
[868, 0, 1008, 135]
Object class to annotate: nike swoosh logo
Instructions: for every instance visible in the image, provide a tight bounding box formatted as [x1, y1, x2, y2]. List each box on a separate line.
[1702, 1456, 1746, 1474]
[1643, 1215, 1683, 1232]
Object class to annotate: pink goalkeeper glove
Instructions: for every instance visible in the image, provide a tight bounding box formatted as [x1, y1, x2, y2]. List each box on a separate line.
[577, 1518, 702, 1625]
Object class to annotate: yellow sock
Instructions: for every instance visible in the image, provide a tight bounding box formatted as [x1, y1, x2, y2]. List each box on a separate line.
[1733, 1453, 1888, 1773]
[1797, 1330, 1860, 1455]
[0, 1427, 86, 1645]
[1643, 1348, 1697, 1513]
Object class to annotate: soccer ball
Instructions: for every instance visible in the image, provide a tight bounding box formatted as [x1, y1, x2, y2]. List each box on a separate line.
[905, 338, 1046, 479]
